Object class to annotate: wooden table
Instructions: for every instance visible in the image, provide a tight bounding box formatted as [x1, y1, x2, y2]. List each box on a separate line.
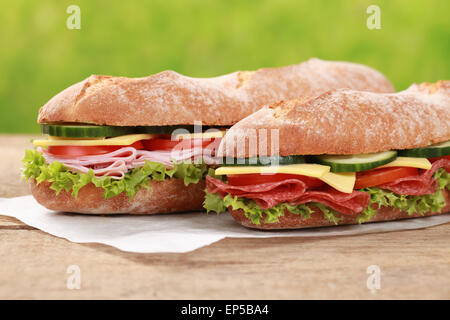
[0, 134, 449, 299]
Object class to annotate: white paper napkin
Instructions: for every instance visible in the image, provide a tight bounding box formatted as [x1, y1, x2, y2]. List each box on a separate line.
[1, 196, 449, 253]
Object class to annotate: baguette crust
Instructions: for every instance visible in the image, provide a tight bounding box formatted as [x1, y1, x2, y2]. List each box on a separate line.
[229, 190, 450, 230]
[30, 179, 205, 214]
[38, 58, 394, 126]
[219, 81, 450, 157]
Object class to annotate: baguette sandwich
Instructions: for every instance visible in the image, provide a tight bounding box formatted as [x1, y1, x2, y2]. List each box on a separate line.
[205, 81, 450, 229]
[22, 58, 395, 214]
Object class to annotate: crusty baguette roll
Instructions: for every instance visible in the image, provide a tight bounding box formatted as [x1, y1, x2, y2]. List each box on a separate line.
[38, 58, 394, 126]
[32, 59, 395, 215]
[219, 81, 450, 157]
[229, 190, 450, 230]
[30, 179, 206, 214]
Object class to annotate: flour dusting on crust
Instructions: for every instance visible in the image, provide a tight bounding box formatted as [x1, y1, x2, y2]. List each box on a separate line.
[38, 58, 395, 126]
[219, 81, 450, 157]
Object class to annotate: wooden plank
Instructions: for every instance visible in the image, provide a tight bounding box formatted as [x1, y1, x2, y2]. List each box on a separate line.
[0, 225, 449, 299]
[0, 134, 38, 199]
[0, 135, 38, 227]
[0, 216, 29, 228]
[0, 135, 449, 299]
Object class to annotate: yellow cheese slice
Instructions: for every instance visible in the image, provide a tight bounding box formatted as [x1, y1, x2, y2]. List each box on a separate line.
[379, 157, 432, 170]
[33, 134, 156, 147]
[215, 163, 330, 178]
[175, 130, 226, 139]
[320, 172, 356, 194]
[214, 164, 356, 193]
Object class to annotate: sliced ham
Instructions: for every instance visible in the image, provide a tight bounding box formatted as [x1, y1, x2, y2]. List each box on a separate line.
[378, 158, 450, 195]
[64, 160, 128, 179]
[133, 148, 211, 167]
[206, 176, 370, 215]
[39, 146, 208, 179]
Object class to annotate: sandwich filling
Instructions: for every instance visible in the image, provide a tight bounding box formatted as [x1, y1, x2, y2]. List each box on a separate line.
[204, 146, 450, 225]
[23, 124, 224, 200]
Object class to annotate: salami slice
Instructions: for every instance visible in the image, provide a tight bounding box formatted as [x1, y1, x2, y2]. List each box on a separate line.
[206, 176, 308, 209]
[289, 187, 370, 215]
[206, 176, 369, 214]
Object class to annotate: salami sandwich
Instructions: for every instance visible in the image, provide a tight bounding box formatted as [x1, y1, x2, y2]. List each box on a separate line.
[22, 58, 394, 214]
[205, 81, 450, 229]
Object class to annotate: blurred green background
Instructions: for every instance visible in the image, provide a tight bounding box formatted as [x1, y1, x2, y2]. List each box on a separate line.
[1, 0, 449, 133]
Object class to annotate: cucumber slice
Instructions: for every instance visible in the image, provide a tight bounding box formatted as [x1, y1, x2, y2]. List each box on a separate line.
[41, 124, 212, 138]
[312, 151, 398, 173]
[398, 140, 450, 158]
[41, 124, 136, 138]
[221, 155, 306, 166]
[135, 125, 198, 135]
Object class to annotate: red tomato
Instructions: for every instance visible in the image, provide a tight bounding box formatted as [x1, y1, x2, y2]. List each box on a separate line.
[47, 141, 144, 157]
[142, 138, 179, 151]
[429, 155, 450, 162]
[227, 173, 324, 188]
[354, 167, 419, 189]
[143, 138, 216, 151]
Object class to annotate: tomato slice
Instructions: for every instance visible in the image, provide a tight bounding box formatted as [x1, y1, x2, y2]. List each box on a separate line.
[142, 138, 179, 151]
[354, 167, 419, 189]
[143, 138, 216, 151]
[227, 173, 324, 188]
[47, 141, 144, 157]
[429, 155, 450, 162]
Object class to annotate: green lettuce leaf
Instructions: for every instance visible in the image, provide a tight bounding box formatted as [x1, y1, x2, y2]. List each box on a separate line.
[435, 167, 450, 191]
[22, 149, 208, 200]
[313, 203, 341, 225]
[204, 192, 335, 225]
[203, 192, 228, 215]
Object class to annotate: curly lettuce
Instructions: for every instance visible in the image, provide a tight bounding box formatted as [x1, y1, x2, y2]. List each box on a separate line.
[204, 192, 342, 225]
[22, 149, 208, 200]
